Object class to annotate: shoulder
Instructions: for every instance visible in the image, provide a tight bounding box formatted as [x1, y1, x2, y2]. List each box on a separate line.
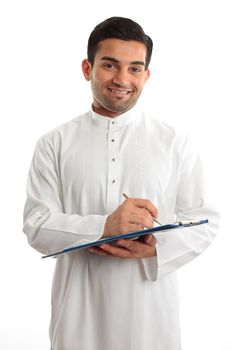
[36, 111, 90, 149]
[139, 110, 199, 158]
[139, 111, 179, 144]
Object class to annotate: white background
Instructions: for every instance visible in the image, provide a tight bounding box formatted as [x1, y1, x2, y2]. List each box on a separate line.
[0, 0, 230, 349]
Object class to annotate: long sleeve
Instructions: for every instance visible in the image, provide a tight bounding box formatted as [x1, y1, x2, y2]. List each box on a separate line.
[23, 138, 107, 255]
[141, 135, 220, 281]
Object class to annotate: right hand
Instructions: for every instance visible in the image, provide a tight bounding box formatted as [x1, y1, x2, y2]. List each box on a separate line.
[103, 197, 159, 237]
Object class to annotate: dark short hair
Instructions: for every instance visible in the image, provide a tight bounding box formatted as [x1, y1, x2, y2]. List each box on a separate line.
[87, 17, 153, 70]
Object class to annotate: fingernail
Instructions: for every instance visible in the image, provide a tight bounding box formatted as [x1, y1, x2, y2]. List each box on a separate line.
[117, 240, 125, 245]
[100, 244, 107, 249]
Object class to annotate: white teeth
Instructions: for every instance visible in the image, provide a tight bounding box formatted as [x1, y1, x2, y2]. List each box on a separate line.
[110, 89, 129, 94]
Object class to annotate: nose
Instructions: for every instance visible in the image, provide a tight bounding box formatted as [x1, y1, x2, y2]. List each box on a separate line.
[112, 68, 129, 86]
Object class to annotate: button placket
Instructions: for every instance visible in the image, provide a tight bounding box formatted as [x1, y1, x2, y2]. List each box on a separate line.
[107, 121, 119, 211]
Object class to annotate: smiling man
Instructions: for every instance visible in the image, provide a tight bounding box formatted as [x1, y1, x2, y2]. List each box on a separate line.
[23, 17, 219, 350]
[82, 38, 150, 116]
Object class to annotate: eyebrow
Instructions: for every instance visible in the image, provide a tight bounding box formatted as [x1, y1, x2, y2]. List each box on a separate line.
[100, 56, 145, 66]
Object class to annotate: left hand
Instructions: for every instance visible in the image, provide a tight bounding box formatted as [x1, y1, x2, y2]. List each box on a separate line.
[88, 234, 157, 259]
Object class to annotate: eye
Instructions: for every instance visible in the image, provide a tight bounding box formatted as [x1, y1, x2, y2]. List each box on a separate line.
[103, 63, 116, 70]
[130, 66, 143, 74]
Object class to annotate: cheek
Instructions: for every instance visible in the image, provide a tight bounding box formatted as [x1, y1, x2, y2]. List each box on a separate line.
[91, 77, 105, 91]
[134, 81, 146, 93]
[132, 76, 147, 89]
[92, 69, 108, 83]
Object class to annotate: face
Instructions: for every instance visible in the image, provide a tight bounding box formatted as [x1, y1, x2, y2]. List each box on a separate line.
[82, 38, 150, 117]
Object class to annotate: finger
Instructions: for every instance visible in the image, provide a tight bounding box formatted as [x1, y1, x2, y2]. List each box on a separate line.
[88, 246, 112, 257]
[99, 243, 131, 258]
[116, 239, 138, 250]
[118, 223, 146, 234]
[132, 198, 159, 219]
[129, 210, 154, 228]
[116, 238, 149, 253]
[138, 234, 153, 244]
[142, 234, 156, 246]
[116, 239, 155, 258]
[100, 241, 156, 259]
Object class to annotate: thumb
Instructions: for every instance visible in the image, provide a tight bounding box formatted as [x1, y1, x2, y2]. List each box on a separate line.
[143, 234, 156, 246]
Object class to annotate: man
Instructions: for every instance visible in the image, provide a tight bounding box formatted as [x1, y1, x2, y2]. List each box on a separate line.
[23, 17, 219, 350]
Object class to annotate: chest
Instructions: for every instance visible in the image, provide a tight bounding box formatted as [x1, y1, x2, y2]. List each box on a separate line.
[58, 126, 179, 214]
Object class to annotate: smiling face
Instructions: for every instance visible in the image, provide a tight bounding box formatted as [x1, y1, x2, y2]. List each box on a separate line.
[82, 38, 150, 117]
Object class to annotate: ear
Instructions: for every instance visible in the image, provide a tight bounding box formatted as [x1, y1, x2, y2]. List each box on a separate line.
[145, 68, 150, 81]
[82, 59, 92, 81]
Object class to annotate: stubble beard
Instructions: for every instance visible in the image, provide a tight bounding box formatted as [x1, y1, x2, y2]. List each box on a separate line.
[91, 81, 140, 115]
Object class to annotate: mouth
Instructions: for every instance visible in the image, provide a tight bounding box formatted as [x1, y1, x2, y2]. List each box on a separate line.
[107, 87, 133, 95]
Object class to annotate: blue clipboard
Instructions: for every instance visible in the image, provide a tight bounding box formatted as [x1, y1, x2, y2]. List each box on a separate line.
[42, 219, 208, 259]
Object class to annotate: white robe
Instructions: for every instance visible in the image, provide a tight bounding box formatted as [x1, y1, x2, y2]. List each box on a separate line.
[23, 106, 219, 350]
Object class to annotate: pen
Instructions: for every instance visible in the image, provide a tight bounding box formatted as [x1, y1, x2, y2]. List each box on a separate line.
[122, 193, 161, 225]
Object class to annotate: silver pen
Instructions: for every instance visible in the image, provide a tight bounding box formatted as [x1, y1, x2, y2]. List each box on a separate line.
[122, 193, 161, 225]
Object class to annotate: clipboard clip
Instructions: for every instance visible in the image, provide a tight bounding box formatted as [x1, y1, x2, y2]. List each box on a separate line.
[174, 220, 196, 227]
